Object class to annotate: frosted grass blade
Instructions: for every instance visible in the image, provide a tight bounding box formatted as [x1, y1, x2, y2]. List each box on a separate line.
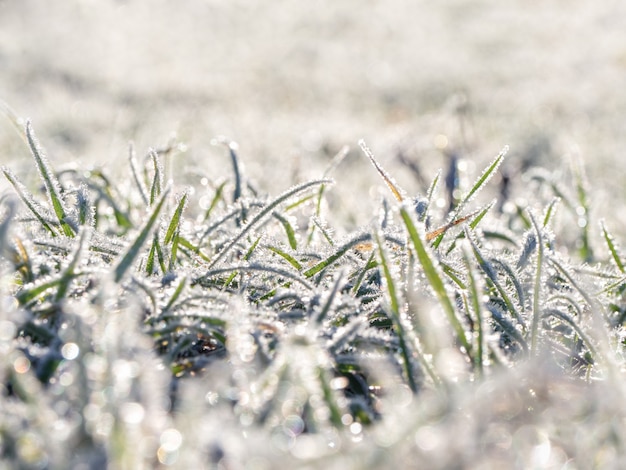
[601, 220, 625, 274]
[3, 168, 57, 236]
[128, 142, 149, 206]
[267, 245, 303, 271]
[374, 231, 418, 392]
[528, 211, 543, 356]
[463, 247, 485, 375]
[114, 188, 169, 282]
[304, 232, 371, 279]
[26, 121, 75, 237]
[359, 139, 405, 202]
[466, 228, 525, 328]
[164, 191, 188, 245]
[457, 146, 507, 214]
[207, 178, 331, 270]
[543, 197, 561, 228]
[400, 204, 471, 353]
[55, 227, 91, 301]
[313, 270, 344, 324]
[149, 149, 163, 206]
[163, 276, 187, 312]
[273, 212, 298, 250]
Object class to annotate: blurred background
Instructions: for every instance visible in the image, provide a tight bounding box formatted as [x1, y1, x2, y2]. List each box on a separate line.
[1, 0, 625, 229]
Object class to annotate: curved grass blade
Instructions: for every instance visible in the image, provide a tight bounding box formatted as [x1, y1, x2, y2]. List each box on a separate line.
[212, 136, 243, 203]
[273, 211, 298, 250]
[400, 204, 471, 353]
[304, 232, 371, 279]
[543, 309, 599, 360]
[3, 168, 57, 236]
[466, 228, 525, 329]
[26, 121, 75, 237]
[207, 178, 332, 270]
[114, 188, 169, 282]
[195, 264, 313, 291]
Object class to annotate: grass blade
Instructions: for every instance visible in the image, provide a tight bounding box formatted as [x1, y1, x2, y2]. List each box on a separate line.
[273, 211, 298, 250]
[462, 247, 485, 375]
[26, 121, 75, 237]
[149, 149, 163, 206]
[400, 203, 471, 353]
[304, 232, 371, 279]
[55, 227, 91, 301]
[359, 139, 406, 202]
[114, 188, 169, 282]
[374, 231, 419, 392]
[267, 245, 303, 271]
[457, 146, 508, 214]
[128, 142, 149, 206]
[3, 167, 57, 236]
[528, 211, 544, 355]
[601, 220, 625, 274]
[165, 191, 188, 245]
[207, 178, 332, 270]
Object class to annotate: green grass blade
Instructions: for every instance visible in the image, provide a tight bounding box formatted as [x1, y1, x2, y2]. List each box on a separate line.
[128, 142, 149, 206]
[543, 197, 561, 228]
[400, 204, 471, 353]
[149, 149, 163, 206]
[528, 211, 544, 356]
[374, 231, 418, 392]
[55, 228, 91, 301]
[203, 181, 226, 222]
[463, 247, 485, 375]
[457, 146, 508, 213]
[267, 245, 303, 271]
[273, 212, 298, 250]
[572, 159, 593, 262]
[195, 264, 313, 291]
[163, 276, 187, 312]
[168, 231, 180, 271]
[165, 191, 188, 245]
[351, 251, 377, 294]
[304, 232, 371, 279]
[466, 229, 525, 329]
[114, 188, 169, 282]
[601, 220, 625, 274]
[26, 121, 75, 237]
[3, 167, 57, 236]
[207, 178, 332, 270]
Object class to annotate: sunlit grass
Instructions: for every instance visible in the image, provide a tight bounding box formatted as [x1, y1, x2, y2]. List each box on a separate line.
[1, 121, 626, 468]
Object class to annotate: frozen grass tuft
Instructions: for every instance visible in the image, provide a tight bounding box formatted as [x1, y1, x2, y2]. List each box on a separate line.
[1, 121, 626, 468]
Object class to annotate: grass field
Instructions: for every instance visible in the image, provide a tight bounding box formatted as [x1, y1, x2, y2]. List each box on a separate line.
[2, 1, 626, 468]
